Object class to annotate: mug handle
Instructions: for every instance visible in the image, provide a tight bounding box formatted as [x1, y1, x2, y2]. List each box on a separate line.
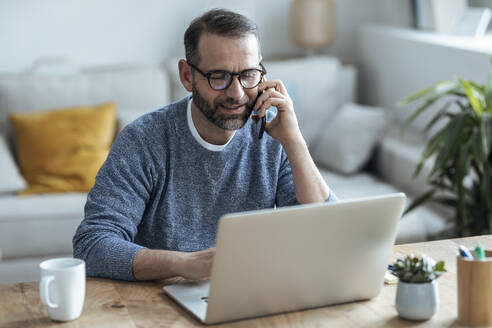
[40, 276, 59, 309]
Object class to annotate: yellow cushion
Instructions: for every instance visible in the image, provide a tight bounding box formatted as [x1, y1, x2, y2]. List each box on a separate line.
[9, 102, 116, 195]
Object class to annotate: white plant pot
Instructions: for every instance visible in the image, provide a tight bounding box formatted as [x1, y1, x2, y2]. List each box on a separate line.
[395, 280, 439, 320]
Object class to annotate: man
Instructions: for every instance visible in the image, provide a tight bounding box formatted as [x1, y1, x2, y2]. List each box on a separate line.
[73, 9, 336, 282]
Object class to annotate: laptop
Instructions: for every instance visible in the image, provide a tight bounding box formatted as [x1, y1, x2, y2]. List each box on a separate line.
[163, 193, 406, 325]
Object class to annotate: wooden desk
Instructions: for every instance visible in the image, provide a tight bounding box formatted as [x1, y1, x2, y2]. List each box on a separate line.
[1, 235, 491, 327]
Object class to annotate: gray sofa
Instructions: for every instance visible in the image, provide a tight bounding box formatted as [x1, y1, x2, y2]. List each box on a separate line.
[0, 56, 450, 284]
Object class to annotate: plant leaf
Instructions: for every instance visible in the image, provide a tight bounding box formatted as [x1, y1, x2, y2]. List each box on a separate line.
[413, 129, 446, 179]
[431, 113, 467, 176]
[451, 91, 467, 98]
[456, 145, 469, 226]
[434, 261, 446, 272]
[486, 56, 492, 112]
[482, 112, 492, 158]
[430, 181, 454, 192]
[398, 85, 436, 106]
[434, 196, 458, 208]
[470, 82, 486, 95]
[414, 129, 446, 177]
[402, 97, 440, 135]
[470, 81, 487, 111]
[403, 190, 436, 215]
[460, 79, 483, 116]
[425, 101, 452, 131]
[472, 128, 484, 170]
[401, 81, 459, 135]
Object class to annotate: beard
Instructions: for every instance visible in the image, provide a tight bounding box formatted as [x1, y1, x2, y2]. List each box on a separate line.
[192, 81, 254, 131]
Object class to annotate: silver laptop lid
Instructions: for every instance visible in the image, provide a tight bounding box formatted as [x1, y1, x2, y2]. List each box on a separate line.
[204, 193, 406, 324]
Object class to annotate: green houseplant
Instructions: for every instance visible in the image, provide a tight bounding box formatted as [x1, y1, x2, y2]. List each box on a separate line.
[399, 57, 492, 237]
[391, 254, 446, 320]
[390, 254, 446, 283]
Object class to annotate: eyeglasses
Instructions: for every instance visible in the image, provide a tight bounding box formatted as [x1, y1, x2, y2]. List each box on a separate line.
[187, 62, 266, 90]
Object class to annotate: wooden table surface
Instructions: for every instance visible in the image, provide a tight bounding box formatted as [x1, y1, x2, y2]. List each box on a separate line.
[1, 235, 491, 327]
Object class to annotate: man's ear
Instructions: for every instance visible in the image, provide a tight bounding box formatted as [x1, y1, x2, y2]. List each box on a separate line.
[178, 59, 193, 92]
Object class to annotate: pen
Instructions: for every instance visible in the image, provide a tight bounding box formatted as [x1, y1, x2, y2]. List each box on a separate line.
[475, 245, 485, 260]
[459, 245, 473, 259]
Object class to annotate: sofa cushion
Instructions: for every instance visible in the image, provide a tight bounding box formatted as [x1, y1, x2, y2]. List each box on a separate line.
[261, 56, 341, 146]
[338, 65, 357, 108]
[0, 63, 170, 145]
[0, 254, 73, 284]
[319, 168, 450, 244]
[0, 134, 26, 194]
[9, 102, 116, 195]
[375, 125, 434, 196]
[0, 193, 86, 259]
[320, 168, 399, 199]
[312, 102, 389, 175]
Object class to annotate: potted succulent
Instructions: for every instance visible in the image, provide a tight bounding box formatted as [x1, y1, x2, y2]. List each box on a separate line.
[390, 254, 446, 320]
[399, 57, 492, 237]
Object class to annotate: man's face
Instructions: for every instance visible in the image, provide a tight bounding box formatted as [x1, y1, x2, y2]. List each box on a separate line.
[191, 33, 260, 131]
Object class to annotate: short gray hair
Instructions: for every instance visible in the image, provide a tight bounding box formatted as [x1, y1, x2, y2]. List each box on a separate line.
[184, 9, 261, 65]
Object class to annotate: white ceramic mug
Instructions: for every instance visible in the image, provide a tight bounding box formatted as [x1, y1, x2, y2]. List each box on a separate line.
[39, 258, 86, 321]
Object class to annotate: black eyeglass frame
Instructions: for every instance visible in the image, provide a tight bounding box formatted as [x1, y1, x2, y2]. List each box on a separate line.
[187, 62, 267, 90]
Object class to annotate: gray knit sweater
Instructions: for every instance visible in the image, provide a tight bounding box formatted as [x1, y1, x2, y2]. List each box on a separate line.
[73, 96, 336, 281]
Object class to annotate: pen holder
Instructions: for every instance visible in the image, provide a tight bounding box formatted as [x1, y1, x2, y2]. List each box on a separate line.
[457, 250, 492, 326]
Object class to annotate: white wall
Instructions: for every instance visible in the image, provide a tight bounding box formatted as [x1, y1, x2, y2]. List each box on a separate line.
[0, 0, 412, 73]
[359, 24, 492, 135]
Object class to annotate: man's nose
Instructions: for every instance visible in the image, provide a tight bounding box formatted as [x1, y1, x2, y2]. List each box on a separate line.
[225, 76, 245, 100]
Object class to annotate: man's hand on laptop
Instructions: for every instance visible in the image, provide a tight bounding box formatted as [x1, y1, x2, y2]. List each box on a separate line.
[177, 247, 216, 281]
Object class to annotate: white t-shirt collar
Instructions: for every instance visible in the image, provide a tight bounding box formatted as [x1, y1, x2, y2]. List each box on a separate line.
[187, 98, 236, 152]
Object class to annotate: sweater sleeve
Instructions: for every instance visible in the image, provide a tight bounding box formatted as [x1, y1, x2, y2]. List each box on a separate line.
[275, 149, 299, 207]
[72, 123, 157, 281]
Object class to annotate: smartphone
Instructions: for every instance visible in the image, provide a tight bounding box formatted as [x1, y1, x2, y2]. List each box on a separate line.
[252, 91, 266, 139]
[258, 115, 266, 139]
